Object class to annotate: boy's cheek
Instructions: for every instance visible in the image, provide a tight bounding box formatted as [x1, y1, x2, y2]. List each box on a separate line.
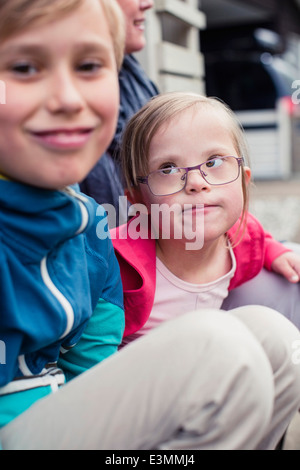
[100, 96, 119, 130]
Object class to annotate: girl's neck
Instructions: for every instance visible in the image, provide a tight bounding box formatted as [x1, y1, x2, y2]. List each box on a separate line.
[156, 235, 231, 284]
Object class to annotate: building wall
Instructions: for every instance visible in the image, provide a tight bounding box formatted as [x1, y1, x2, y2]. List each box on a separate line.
[135, 0, 207, 93]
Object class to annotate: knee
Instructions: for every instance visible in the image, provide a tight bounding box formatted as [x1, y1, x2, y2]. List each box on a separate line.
[230, 305, 300, 367]
[159, 309, 274, 381]
[229, 305, 300, 408]
[163, 310, 275, 447]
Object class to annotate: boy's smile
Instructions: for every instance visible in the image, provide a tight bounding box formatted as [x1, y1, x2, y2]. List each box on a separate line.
[26, 127, 97, 152]
[0, 0, 119, 189]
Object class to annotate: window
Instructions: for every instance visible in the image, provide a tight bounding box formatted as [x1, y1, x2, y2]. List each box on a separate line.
[205, 60, 278, 110]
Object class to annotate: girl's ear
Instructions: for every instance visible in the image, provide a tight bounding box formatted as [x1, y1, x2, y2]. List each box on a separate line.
[125, 187, 143, 205]
[244, 166, 251, 185]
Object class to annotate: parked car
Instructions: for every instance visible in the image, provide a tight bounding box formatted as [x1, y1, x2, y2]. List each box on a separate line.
[202, 28, 300, 179]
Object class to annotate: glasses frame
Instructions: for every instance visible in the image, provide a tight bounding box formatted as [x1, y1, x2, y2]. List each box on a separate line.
[137, 156, 244, 196]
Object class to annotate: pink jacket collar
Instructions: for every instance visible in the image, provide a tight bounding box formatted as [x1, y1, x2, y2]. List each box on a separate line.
[111, 214, 288, 337]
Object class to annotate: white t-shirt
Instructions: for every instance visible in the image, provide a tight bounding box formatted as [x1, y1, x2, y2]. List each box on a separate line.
[122, 244, 236, 346]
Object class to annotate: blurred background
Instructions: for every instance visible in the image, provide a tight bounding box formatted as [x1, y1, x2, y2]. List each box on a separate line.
[136, 0, 300, 243]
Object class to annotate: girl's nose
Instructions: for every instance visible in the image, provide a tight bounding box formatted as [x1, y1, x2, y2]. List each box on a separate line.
[46, 69, 84, 115]
[184, 169, 211, 193]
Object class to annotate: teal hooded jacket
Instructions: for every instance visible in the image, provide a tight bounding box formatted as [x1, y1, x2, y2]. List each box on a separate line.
[0, 180, 124, 428]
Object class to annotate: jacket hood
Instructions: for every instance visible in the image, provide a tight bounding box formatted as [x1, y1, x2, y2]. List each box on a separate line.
[0, 181, 94, 263]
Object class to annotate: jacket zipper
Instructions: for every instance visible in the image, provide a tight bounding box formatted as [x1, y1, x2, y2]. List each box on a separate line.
[40, 190, 90, 340]
[17, 189, 90, 376]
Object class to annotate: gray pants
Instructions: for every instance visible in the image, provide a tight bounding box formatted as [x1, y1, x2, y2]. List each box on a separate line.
[1, 306, 300, 450]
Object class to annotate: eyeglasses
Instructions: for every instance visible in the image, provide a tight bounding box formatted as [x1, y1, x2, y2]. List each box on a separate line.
[137, 156, 244, 196]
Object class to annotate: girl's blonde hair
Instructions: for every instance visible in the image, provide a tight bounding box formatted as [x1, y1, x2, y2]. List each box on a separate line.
[121, 91, 251, 235]
[0, 0, 125, 70]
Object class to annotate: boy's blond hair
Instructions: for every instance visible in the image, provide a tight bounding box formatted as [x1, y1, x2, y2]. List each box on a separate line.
[0, 0, 125, 69]
[121, 91, 251, 236]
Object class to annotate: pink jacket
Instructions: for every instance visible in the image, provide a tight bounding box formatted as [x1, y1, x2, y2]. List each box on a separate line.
[111, 213, 289, 337]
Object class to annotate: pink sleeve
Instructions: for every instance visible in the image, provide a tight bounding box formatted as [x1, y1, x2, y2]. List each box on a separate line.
[263, 230, 291, 271]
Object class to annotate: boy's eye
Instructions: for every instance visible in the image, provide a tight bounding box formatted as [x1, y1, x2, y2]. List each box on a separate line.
[77, 60, 102, 74]
[11, 62, 38, 76]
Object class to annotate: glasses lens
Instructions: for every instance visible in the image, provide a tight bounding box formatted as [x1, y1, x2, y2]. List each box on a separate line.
[203, 157, 239, 184]
[148, 167, 186, 195]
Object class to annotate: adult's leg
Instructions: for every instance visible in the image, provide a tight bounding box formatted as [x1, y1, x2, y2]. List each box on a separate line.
[222, 243, 300, 329]
[0, 309, 277, 450]
[222, 269, 300, 329]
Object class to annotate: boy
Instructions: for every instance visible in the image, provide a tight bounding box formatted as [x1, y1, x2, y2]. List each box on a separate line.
[0, 0, 125, 445]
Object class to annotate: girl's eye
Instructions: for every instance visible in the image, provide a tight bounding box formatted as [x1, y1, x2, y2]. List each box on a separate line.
[159, 164, 179, 175]
[162, 168, 178, 175]
[205, 157, 224, 169]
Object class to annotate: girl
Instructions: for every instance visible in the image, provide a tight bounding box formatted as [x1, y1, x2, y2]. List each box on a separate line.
[111, 91, 300, 340]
